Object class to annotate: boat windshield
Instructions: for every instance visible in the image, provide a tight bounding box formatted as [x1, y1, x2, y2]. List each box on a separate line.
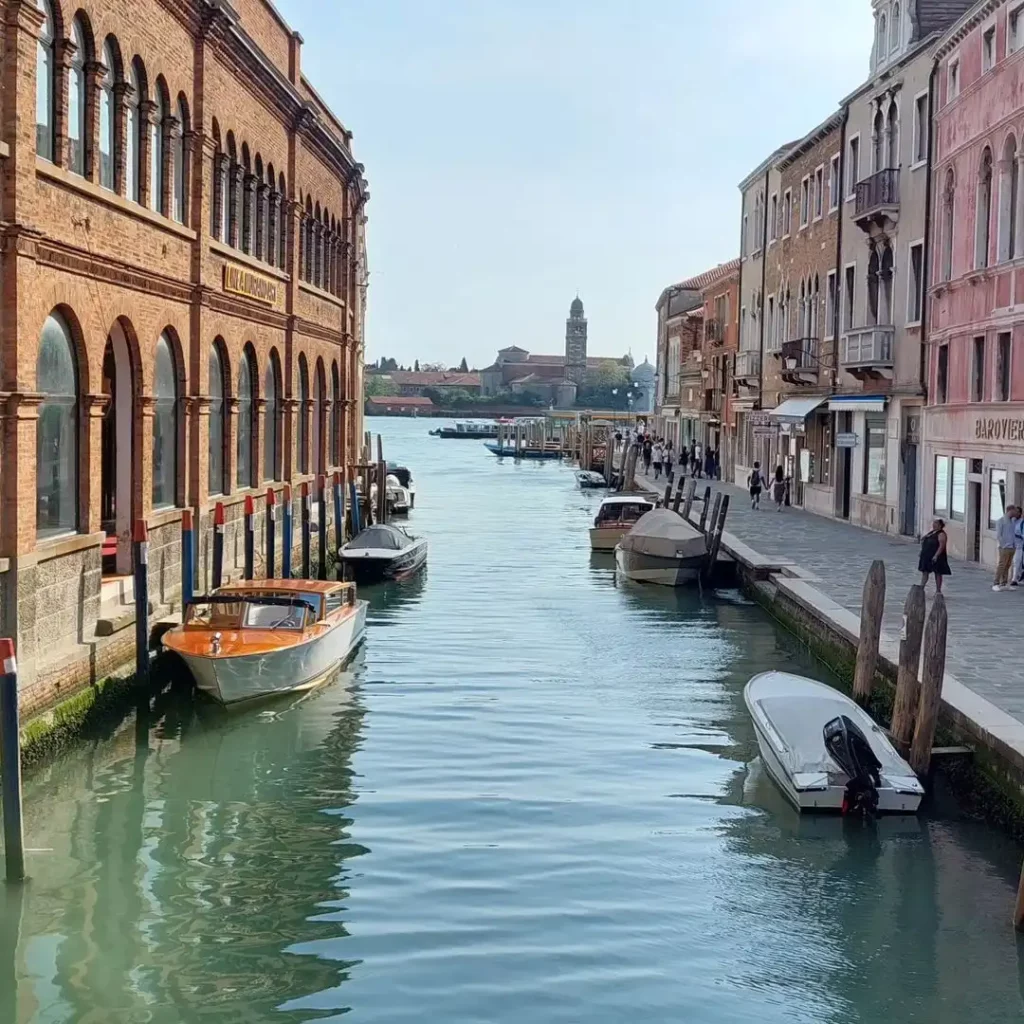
[185, 594, 320, 629]
[597, 502, 652, 525]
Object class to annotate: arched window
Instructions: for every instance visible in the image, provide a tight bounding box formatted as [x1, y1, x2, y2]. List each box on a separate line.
[152, 333, 178, 508]
[227, 133, 238, 246]
[880, 245, 894, 325]
[297, 354, 309, 474]
[942, 170, 955, 281]
[890, 4, 901, 52]
[873, 109, 885, 173]
[331, 361, 340, 466]
[266, 163, 277, 268]
[173, 98, 187, 224]
[304, 199, 314, 281]
[208, 342, 227, 495]
[278, 174, 288, 269]
[126, 61, 142, 202]
[36, 0, 56, 160]
[977, 148, 993, 269]
[150, 88, 166, 214]
[264, 353, 280, 481]
[313, 361, 325, 475]
[99, 41, 115, 189]
[811, 275, 820, 338]
[877, 13, 888, 63]
[237, 347, 256, 488]
[886, 103, 899, 170]
[999, 135, 1019, 263]
[36, 312, 78, 537]
[241, 145, 252, 254]
[67, 17, 87, 175]
[867, 249, 880, 324]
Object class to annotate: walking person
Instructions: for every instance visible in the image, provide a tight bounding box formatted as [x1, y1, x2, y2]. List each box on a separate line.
[664, 441, 674, 483]
[703, 445, 715, 480]
[771, 465, 786, 510]
[694, 440, 704, 479]
[642, 436, 653, 476]
[919, 518, 951, 594]
[748, 461, 765, 510]
[993, 505, 1020, 591]
[713, 446, 721, 480]
[1013, 513, 1024, 587]
[652, 440, 664, 480]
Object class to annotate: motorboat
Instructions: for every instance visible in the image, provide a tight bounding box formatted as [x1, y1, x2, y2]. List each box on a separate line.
[743, 671, 924, 815]
[484, 441, 562, 459]
[162, 579, 368, 706]
[339, 523, 428, 584]
[387, 463, 416, 508]
[576, 470, 606, 489]
[614, 508, 706, 585]
[589, 496, 655, 551]
[384, 473, 412, 516]
[433, 421, 499, 439]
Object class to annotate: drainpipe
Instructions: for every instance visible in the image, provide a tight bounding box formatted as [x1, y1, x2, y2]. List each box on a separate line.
[920, 57, 938, 400]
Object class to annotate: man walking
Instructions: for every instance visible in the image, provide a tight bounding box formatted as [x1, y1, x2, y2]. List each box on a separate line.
[1013, 512, 1024, 587]
[993, 505, 1020, 591]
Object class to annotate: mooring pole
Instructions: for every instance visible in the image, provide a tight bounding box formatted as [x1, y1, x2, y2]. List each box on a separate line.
[265, 489, 276, 579]
[243, 495, 255, 580]
[0, 638, 25, 883]
[681, 478, 697, 521]
[910, 593, 948, 777]
[705, 493, 723, 548]
[706, 494, 730, 581]
[349, 479, 362, 535]
[891, 585, 926, 752]
[333, 471, 344, 554]
[853, 559, 886, 706]
[180, 509, 195, 607]
[317, 474, 328, 580]
[133, 519, 150, 687]
[282, 484, 293, 578]
[212, 502, 225, 589]
[663, 484, 672, 508]
[301, 482, 311, 579]
[697, 486, 713, 534]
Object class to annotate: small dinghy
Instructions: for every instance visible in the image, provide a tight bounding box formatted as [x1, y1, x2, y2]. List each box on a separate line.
[744, 671, 924, 815]
[339, 524, 427, 584]
[614, 508, 707, 585]
[576, 470, 606, 489]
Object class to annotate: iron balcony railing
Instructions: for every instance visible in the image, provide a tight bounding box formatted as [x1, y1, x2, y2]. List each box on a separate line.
[854, 168, 900, 219]
[781, 337, 820, 372]
[705, 319, 723, 343]
[734, 350, 761, 379]
[841, 326, 895, 369]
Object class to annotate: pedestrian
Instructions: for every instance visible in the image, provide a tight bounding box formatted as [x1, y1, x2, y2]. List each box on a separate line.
[713, 447, 721, 480]
[703, 446, 715, 480]
[918, 518, 951, 594]
[664, 442, 674, 483]
[748, 461, 765, 510]
[772, 465, 786, 510]
[652, 440, 664, 480]
[694, 440, 704, 478]
[642, 436, 653, 475]
[993, 504, 1020, 591]
[1014, 514, 1024, 587]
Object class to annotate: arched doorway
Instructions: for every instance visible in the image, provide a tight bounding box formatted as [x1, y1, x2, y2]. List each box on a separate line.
[101, 319, 136, 574]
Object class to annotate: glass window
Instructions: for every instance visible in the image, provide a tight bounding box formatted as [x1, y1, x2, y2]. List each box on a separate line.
[973, 336, 986, 402]
[864, 415, 886, 497]
[951, 457, 967, 521]
[331, 362, 341, 466]
[220, 158, 229, 242]
[99, 43, 115, 189]
[36, 313, 78, 538]
[298, 356, 309, 474]
[934, 455, 950, 516]
[126, 64, 141, 202]
[990, 468, 1008, 527]
[173, 99, 186, 223]
[67, 18, 86, 175]
[152, 333, 177, 508]
[36, 0, 55, 161]
[264, 357, 279, 481]
[998, 331, 1011, 401]
[237, 350, 254, 488]
[150, 90, 165, 214]
[208, 343, 226, 495]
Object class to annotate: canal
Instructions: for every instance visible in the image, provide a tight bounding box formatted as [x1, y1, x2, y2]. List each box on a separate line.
[3, 416, 1024, 1023]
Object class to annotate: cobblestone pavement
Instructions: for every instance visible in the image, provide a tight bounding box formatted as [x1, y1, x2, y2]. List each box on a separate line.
[633, 467, 1024, 724]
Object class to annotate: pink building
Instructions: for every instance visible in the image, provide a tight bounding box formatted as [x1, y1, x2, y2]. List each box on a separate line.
[927, 0, 1024, 566]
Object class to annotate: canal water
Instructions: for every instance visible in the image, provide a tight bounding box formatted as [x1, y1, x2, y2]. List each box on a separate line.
[3, 416, 1024, 1023]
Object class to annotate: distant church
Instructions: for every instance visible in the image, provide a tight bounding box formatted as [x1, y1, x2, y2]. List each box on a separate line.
[480, 296, 631, 408]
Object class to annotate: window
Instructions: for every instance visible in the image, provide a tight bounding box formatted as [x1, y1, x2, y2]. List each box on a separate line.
[297, 354, 309, 474]
[937, 343, 949, 403]
[864, 416, 886, 497]
[934, 455, 950, 516]
[331, 361, 341, 466]
[990, 469, 1008, 527]
[313, 364, 326, 476]
[814, 167, 824, 219]
[825, 270, 837, 338]
[1012, 4, 1024, 54]
[913, 93, 928, 164]
[36, 0, 55, 160]
[973, 335, 986, 402]
[908, 242, 924, 323]
[126, 63, 142, 202]
[829, 154, 840, 210]
[844, 265, 855, 331]
[769, 193, 778, 241]
[890, 3, 901, 52]
[942, 170, 955, 281]
[99, 42, 115, 190]
[949, 58, 960, 101]
[983, 27, 996, 72]
[208, 343, 226, 495]
[741, 214, 748, 257]
[998, 331, 1012, 400]
[277, 177, 287, 268]
[999, 136, 1019, 263]
[951, 457, 967, 521]
[67, 18, 87, 175]
[236, 348, 255, 489]
[977, 149, 993, 269]
[150, 90, 166, 214]
[173, 99, 187, 224]
[800, 177, 809, 226]
[264, 354, 279, 481]
[36, 312, 78, 538]
[877, 13, 888, 64]
[219, 155, 229, 242]
[152, 333, 178, 509]
[847, 136, 860, 196]
[782, 189, 792, 235]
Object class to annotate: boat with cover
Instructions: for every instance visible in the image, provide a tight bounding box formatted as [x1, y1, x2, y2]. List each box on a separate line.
[590, 496, 655, 551]
[338, 523, 428, 584]
[576, 470, 607, 489]
[387, 464, 416, 507]
[433, 421, 499, 439]
[162, 579, 367, 706]
[743, 671, 924, 815]
[614, 508, 706, 584]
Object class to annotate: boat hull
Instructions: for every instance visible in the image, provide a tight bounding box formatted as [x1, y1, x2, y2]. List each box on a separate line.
[614, 545, 704, 585]
[484, 443, 562, 459]
[341, 539, 428, 584]
[179, 601, 368, 705]
[590, 526, 631, 551]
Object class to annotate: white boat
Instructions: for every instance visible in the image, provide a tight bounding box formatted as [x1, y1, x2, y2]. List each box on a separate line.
[162, 580, 368, 706]
[576, 470, 607, 489]
[614, 508, 706, 584]
[589, 496, 655, 550]
[385, 473, 412, 515]
[744, 671, 924, 815]
[339, 523, 428, 584]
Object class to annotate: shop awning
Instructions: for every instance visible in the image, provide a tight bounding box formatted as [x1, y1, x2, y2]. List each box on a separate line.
[828, 395, 887, 413]
[769, 396, 828, 423]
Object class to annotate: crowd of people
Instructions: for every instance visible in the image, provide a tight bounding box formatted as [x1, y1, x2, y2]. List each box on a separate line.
[618, 432, 721, 483]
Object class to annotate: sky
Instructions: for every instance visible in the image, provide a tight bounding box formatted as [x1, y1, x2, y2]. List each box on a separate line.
[279, 0, 874, 371]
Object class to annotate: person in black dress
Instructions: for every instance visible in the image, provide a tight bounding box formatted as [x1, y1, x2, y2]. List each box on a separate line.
[919, 518, 951, 593]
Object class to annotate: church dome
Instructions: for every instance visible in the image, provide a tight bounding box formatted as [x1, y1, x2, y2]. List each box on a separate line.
[570, 296, 584, 316]
[631, 358, 655, 383]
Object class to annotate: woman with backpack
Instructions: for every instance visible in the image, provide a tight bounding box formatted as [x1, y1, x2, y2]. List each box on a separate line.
[748, 462, 764, 510]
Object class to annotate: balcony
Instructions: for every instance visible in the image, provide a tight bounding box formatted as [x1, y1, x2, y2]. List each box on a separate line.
[780, 337, 820, 386]
[705, 319, 723, 344]
[854, 169, 899, 232]
[702, 388, 722, 414]
[841, 325, 894, 379]
[734, 349, 761, 387]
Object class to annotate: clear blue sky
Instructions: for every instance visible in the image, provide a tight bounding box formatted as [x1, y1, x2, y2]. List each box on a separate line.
[279, 0, 873, 371]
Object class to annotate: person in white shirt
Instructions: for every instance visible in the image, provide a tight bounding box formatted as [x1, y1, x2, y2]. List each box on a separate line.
[652, 442, 664, 480]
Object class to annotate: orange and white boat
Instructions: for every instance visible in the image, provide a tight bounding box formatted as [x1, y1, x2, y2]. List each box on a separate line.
[162, 579, 368, 705]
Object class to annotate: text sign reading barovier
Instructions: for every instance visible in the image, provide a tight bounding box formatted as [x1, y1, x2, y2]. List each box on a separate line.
[223, 265, 279, 306]
[975, 418, 1024, 441]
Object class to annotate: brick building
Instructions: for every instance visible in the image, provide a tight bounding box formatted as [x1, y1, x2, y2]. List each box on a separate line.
[0, 0, 369, 713]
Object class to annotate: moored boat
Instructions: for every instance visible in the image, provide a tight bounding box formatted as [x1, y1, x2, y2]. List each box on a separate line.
[385, 473, 412, 515]
[162, 579, 368, 706]
[387, 463, 416, 507]
[434, 421, 500, 439]
[484, 441, 563, 459]
[576, 470, 606, 489]
[339, 523, 428, 584]
[743, 671, 924, 815]
[614, 508, 706, 584]
[589, 496, 655, 551]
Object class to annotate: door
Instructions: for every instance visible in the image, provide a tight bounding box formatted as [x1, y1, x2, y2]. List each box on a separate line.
[836, 413, 852, 519]
[101, 326, 136, 575]
[969, 482, 982, 562]
[901, 443, 918, 536]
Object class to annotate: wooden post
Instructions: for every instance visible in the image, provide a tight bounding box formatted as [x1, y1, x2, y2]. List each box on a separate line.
[133, 519, 150, 686]
[890, 585, 926, 751]
[265, 489, 276, 579]
[604, 434, 614, 484]
[697, 486, 713, 533]
[243, 495, 255, 580]
[282, 485, 293, 578]
[672, 476, 685, 513]
[853, 559, 886, 706]
[910, 594, 947, 777]
[377, 461, 387, 524]
[664, 484, 672, 508]
[180, 509, 195, 606]
[0, 638, 25, 882]
[212, 501, 225, 589]
[317, 474, 328, 580]
[681, 478, 697, 520]
[705, 493, 722, 547]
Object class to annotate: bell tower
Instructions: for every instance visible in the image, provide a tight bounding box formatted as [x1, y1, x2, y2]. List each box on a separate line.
[565, 295, 587, 384]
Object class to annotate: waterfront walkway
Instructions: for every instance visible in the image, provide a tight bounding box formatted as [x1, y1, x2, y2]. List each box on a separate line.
[634, 468, 1024, 726]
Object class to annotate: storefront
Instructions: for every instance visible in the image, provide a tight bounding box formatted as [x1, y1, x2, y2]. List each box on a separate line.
[768, 396, 832, 511]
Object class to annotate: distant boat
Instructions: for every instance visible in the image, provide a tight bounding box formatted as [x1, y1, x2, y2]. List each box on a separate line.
[576, 470, 606, 489]
[590, 496, 655, 551]
[614, 509, 707, 585]
[339, 524, 428, 584]
[744, 672, 924, 815]
[433, 421, 499, 439]
[484, 442, 562, 459]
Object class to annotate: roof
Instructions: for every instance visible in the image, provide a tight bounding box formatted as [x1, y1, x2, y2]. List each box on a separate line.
[934, 0, 1001, 58]
[658, 259, 740, 311]
[739, 141, 798, 191]
[218, 579, 350, 594]
[366, 395, 436, 407]
[777, 111, 844, 170]
[389, 371, 481, 387]
[917, 0, 978, 40]
[498, 345, 529, 354]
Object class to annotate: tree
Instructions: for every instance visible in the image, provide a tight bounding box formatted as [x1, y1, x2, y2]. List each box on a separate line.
[458, 357, 469, 372]
[576, 362, 632, 410]
[365, 375, 398, 398]
[414, 359, 420, 372]
[377, 356, 398, 372]
[421, 361, 447, 373]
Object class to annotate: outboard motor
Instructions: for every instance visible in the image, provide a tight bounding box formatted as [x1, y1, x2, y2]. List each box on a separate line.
[823, 715, 883, 818]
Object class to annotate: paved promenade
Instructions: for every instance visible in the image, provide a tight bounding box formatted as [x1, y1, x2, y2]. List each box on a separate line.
[633, 467, 1024, 725]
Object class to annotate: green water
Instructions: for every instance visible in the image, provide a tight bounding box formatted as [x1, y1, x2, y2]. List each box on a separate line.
[3, 416, 1024, 1023]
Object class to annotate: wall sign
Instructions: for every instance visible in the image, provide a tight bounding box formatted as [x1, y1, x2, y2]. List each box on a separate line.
[223, 265, 279, 305]
[836, 432, 859, 448]
[975, 418, 1024, 441]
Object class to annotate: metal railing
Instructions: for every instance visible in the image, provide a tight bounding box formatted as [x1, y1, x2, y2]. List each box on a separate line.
[854, 168, 900, 218]
[841, 326, 895, 368]
[705, 319, 723, 343]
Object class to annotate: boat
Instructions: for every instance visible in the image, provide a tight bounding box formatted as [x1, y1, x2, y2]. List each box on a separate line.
[433, 421, 499, 439]
[614, 508, 707, 585]
[384, 473, 412, 516]
[576, 470, 606, 489]
[387, 463, 416, 508]
[162, 579, 368, 706]
[484, 441, 563, 459]
[589, 496, 655, 551]
[338, 523, 428, 584]
[743, 671, 925, 815]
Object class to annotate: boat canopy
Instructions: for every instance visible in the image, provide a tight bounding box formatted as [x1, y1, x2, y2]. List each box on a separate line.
[618, 509, 703, 559]
[346, 525, 412, 550]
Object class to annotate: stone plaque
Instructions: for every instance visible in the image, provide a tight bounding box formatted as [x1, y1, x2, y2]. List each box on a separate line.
[223, 265, 279, 305]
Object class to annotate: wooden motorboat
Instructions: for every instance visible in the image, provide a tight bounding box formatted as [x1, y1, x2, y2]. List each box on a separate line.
[484, 441, 563, 459]
[385, 473, 412, 516]
[576, 470, 606, 489]
[744, 672, 924, 815]
[589, 496, 655, 551]
[339, 523, 427, 584]
[434, 421, 499, 439]
[614, 508, 706, 584]
[162, 579, 368, 706]
[388, 463, 416, 507]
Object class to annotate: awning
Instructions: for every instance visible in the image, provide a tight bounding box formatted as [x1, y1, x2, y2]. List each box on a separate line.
[828, 395, 888, 413]
[769, 396, 828, 423]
